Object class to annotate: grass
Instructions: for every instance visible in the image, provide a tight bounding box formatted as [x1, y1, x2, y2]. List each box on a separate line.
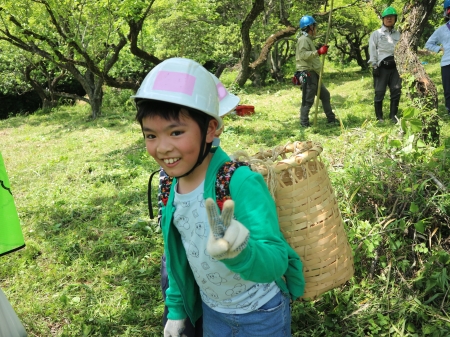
[1, 53, 450, 336]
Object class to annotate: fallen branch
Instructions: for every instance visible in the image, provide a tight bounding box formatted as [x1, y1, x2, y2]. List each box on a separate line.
[427, 173, 447, 192]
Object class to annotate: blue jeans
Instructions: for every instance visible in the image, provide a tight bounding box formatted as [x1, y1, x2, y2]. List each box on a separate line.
[202, 291, 291, 337]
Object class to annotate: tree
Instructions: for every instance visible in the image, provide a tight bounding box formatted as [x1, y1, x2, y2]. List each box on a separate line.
[24, 61, 68, 111]
[0, 41, 73, 113]
[395, 0, 440, 144]
[236, 0, 364, 86]
[132, 0, 242, 74]
[0, 0, 151, 118]
[235, 0, 265, 87]
[331, 2, 378, 70]
[0, 41, 31, 96]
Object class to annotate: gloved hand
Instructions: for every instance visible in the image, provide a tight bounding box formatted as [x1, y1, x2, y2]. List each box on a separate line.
[205, 198, 249, 260]
[164, 319, 187, 337]
[372, 67, 380, 77]
[317, 45, 329, 55]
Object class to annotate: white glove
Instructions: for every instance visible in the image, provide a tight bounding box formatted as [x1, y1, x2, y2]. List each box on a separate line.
[164, 319, 186, 337]
[205, 198, 250, 260]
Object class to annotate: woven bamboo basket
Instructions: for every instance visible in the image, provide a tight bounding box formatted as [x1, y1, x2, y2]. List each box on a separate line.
[234, 141, 354, 300]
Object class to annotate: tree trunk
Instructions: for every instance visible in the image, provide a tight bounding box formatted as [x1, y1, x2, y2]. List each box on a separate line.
[24, 65, 57, 111]
[235, 0, 265, 87]
[268, 39, 292, 82]
[24, 63, 71, 111]
[66, 65, 104, 119]
[83, 70, 104, 119]
[395, 0, 439, 143]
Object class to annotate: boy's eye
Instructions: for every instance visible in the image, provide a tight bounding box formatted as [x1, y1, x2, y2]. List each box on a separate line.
[145, 134, 156, 139]
[171, 130, 184, 136]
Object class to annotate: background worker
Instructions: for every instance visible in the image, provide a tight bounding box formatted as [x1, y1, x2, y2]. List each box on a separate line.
[368, 6, 402, 123]
[295, 15, 337, 128]
[425, 0, 450, 116]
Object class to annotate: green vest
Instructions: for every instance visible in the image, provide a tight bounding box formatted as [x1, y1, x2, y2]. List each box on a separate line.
[0, 152, 25, 257]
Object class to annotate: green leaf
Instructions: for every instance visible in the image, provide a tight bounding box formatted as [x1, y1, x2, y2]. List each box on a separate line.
[364, 239, 374, 253]
[349, 185, 361, 202]
[71, 296, 81, 303]
[389, 139, 402, 148]
[406, 322, 416, 332]
[409, 202, 419, 213]
[423, 293, 442, 304]
[409, 119, 423, 133]
[422, 324, 436, 335]
[417, 139, 426, 148]
[414, 220, 425, 233]
[402, 107, 416, 118]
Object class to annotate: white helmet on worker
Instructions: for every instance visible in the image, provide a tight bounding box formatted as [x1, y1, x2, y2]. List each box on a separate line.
[210, 74, 240, 116]
[132, 57, 222, 129]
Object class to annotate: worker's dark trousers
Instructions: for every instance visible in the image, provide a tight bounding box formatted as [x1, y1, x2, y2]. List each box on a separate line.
[441, 64, 450, 114]
[300, 71, 335, 126]
[373, 66, 402, 121]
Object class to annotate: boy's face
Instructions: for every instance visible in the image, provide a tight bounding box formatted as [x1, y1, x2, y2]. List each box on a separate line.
[141, 110, 217, 178]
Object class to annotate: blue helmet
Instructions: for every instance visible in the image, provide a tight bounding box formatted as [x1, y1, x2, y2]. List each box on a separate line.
[445, 0, 450, 17]
[299, 15, 316, 30]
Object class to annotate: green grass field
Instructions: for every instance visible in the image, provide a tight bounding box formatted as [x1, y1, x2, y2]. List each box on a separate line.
[1, 53, 450, 336]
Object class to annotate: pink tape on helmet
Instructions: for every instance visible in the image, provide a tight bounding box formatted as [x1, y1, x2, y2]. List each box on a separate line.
[153, 71, 196, 96]
[216, 83, 227, 101]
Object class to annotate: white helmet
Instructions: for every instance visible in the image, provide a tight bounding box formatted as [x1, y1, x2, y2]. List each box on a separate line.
[210, 74, 240, 116]
[132, 57, 222, 129]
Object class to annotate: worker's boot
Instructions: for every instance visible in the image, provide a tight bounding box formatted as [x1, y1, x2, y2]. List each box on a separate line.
[389, 99, 400, 123]
[300, 106, 311, 127]
[374, 101, 383, 121]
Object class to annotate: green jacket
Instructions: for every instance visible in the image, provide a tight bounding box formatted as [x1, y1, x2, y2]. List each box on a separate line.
[161, 146, 305, 324]
[0, 152, 26, 257]
[295, 34, 321, 74]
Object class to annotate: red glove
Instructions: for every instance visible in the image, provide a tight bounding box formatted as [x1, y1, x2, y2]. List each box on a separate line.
[317, 45, 329, 55]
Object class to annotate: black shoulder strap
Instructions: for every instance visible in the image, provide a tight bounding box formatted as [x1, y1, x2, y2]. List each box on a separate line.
[147, 169, 161, 220]
[147, 169, 173, 220]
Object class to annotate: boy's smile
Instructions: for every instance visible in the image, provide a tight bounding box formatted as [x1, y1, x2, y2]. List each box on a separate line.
[142, 113, 202, 176]
[141, 111, 217, 190]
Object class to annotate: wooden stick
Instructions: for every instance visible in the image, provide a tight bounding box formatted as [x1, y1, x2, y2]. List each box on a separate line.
[313, 0, 334, 127]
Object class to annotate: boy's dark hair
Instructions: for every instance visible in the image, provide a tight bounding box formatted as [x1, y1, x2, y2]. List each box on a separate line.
[135, 100, 212, 133]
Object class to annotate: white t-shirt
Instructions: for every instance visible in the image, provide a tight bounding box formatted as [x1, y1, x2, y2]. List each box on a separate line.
[173, 181, 279, 314]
